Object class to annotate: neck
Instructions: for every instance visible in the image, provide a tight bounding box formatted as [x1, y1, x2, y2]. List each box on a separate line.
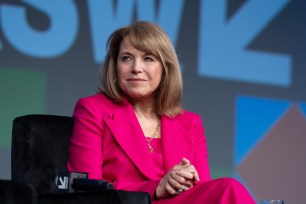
[129, 97, 157, 119]
[130, 97, 161, 140]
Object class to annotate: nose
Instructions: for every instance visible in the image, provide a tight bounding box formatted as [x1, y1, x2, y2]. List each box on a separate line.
[131, 59, 143, 74]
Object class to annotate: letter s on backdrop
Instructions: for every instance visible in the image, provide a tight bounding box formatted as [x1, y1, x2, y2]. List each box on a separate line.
[0, 0, 78, 58]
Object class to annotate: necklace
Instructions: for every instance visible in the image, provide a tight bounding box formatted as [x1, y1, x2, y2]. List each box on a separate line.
[146, 119, 160, 153]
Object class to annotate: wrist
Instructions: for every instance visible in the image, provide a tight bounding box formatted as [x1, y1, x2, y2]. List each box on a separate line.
[153, 190, 159, 200]
[154, 185, 163, 200]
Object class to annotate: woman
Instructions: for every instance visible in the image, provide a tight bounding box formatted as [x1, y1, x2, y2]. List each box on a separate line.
[67, 21, 255, 203]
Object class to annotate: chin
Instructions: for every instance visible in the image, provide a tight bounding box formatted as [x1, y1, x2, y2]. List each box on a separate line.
[126, 92, 151, 99]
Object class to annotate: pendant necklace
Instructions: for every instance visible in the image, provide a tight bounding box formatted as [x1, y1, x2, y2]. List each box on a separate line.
[146, 119, 160, 153]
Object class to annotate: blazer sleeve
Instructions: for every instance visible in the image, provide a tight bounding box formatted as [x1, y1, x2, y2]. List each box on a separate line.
[67, 97, 106, 179]
[192, 113, 211, 182]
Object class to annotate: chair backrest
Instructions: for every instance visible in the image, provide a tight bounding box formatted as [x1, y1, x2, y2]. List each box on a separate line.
[11, 114, 74, 195]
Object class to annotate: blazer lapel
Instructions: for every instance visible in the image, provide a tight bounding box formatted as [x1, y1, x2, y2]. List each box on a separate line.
[161, 115, 194, 171]
[104, 100, 158, 180]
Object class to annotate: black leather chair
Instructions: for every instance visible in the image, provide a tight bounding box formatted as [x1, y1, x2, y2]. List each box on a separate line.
[0, 179, 37, 204]
[11, 114, 151, 204]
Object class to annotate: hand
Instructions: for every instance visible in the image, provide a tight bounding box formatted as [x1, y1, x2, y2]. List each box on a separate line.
[179, 158, 200, 182]
[155, 158, 200, 199]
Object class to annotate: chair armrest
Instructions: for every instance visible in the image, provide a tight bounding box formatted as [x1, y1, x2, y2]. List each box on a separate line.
[0, 179, 37, 204]
[38, 189, 151, 204]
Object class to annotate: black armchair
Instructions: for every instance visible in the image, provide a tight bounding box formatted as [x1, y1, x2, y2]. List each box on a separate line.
[11, 114, 151, 204]
[0, 179, 37, 204]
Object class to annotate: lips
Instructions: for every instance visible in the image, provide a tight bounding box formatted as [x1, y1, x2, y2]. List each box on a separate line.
[127, 78, 146, 81]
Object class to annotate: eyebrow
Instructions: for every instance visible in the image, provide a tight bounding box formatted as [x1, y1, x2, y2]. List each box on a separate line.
[119, 51, 133, 55]
[119, 50, 155, 57]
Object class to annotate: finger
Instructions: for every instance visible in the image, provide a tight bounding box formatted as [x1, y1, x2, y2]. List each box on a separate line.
[165, 180, 178, 195]
[193, 170, 200, 182]
[171, 170, 187, 180]
[184, 164, 199, 181]
[168, 176, 184, 191]
[172, 163, 184, 171]
[177, 164, 200, 182]
[167, 178, 188, 195]
[180, 159, 199, 179]
[169, 170, 194, 188]
[178, 164, 197, 175]
[176, 185, 187, 194]
[175, 170, 194, 181]
[170, 174, 190, 189]
[175, 172, 196, 187]
[180, 157, 190, 165]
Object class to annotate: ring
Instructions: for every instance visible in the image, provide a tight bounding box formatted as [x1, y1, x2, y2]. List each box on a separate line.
[177, 188, 183, 194]
[177, 185, 185, 194]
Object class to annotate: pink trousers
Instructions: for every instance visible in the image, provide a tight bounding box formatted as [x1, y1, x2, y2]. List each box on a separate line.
[154, 178, 256, 204]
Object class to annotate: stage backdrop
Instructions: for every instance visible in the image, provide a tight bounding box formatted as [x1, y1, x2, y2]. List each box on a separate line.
[1, 0, 305, 203]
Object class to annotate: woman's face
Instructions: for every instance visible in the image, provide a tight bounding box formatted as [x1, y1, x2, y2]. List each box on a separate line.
[116, 37, 163, 100]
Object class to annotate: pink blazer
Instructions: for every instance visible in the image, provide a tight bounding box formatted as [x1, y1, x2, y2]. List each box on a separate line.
[67, 94, 211, 197]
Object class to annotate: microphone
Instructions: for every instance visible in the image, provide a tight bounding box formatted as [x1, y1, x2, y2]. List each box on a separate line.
[71, 178, 114, 191]
[56, 171, 113, 193]
[56, 171, 88, 193]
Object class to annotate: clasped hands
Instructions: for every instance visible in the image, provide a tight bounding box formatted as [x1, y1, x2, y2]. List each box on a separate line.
[155, 158, 199, 199]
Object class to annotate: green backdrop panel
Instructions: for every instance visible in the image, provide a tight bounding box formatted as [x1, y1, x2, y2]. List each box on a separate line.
[210, 166, 234, 179]
[0, 67, 45, 148]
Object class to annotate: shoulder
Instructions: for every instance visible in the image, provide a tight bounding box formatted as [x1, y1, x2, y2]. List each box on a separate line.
[165, 109, 204, 128]
[175, 110, 202, 122]
[77, 93, 113, 105]
[73, 93, 115, 117]
[182, 110, 200, 118]
[162, 110, 205, 140]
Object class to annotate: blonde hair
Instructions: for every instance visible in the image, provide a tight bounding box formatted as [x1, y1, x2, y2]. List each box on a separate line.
[99, 21, 183, 117]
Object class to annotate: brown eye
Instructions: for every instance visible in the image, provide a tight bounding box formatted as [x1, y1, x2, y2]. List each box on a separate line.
[121, 55, 132, 61]
[144, 56, 154, 62]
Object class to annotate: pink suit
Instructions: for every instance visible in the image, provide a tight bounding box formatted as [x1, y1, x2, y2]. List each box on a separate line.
[67, 94, 255, 203]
